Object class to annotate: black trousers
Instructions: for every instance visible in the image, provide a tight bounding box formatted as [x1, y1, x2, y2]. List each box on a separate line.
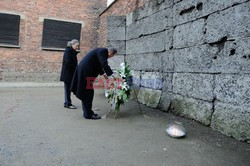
[64, 82, 72, 106]
[81, 89, 95, 118]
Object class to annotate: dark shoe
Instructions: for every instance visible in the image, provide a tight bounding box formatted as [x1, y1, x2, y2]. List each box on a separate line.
[85, 114, 101, 120]
[65, 105, 77, 109]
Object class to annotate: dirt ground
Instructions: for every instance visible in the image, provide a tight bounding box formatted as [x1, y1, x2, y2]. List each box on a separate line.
[0, 87, 249, 166]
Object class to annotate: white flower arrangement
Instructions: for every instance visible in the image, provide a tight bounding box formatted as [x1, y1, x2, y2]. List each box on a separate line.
[106, 62, 133, 113]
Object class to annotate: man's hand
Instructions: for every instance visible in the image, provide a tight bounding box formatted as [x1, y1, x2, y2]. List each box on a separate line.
[103, 74, 109, 80]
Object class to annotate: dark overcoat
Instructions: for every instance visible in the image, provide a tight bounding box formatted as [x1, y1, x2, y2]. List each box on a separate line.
[71, 48, 113, 101]
[60, 47, 78, 84]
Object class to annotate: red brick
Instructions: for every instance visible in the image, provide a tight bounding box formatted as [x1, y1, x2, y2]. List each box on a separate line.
[0, 0, 106, 82]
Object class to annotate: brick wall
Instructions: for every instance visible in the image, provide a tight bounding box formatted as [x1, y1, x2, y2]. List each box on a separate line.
[0, 0, 106, 82]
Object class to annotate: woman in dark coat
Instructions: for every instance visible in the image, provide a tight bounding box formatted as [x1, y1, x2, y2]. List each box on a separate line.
[71, 48, 117, 119]
[60, 39, 79, 109]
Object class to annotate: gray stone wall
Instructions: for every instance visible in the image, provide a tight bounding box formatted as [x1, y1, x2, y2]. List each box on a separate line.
[106, 16, 126, 69]
[106, 0, 250, 142]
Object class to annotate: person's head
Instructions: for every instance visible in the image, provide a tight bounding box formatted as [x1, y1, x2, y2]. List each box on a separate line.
[67, 39, 79, 50]
[108, 48, 117, 58]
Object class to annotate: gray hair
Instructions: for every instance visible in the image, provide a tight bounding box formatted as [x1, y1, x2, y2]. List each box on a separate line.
[67, 39, 79, 47]
[108, 48, 117, 54]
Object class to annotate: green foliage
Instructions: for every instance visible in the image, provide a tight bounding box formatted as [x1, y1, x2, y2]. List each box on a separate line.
[107, 62, 133, 112]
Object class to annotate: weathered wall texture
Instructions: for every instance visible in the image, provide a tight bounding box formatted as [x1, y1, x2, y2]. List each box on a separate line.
[99, 0, 149, 69]
[0, 0, 106, 82]
[106, 0, 250, 142]
[106, 16, 126, 69]
[99, 0, 148, 47]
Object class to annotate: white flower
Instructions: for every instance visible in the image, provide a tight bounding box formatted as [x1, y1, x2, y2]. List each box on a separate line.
[120, 73, 126, 78]
[105, 89, 109, 97]
[121, 82, 130, 90]
[120, 62, 125, 68]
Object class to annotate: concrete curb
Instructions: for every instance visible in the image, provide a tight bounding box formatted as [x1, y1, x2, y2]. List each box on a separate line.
[0, 82, 63, 88]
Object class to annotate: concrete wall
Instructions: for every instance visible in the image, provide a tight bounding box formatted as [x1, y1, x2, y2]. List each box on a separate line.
[100, 0, 149, 69]
[106, 16, 126, 69]
[106, 0, 250, 142]
[99, 0, 148, 49]
[0, 0, 106, 82]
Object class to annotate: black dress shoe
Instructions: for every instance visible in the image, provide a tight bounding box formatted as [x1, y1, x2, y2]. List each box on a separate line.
[64, 105, 77, 109]
[85, 114, 101, 120]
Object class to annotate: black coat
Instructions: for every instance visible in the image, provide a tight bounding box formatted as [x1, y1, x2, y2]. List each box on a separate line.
[71, 48, 113, 100]
[60, 47, 78, 84]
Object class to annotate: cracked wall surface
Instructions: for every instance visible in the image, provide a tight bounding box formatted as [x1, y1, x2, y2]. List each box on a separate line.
[106, 0, 250, 142]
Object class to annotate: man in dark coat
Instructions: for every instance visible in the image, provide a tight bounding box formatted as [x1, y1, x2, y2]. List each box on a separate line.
[60, 39, 79, 109]
[71, 48, 117, 119]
